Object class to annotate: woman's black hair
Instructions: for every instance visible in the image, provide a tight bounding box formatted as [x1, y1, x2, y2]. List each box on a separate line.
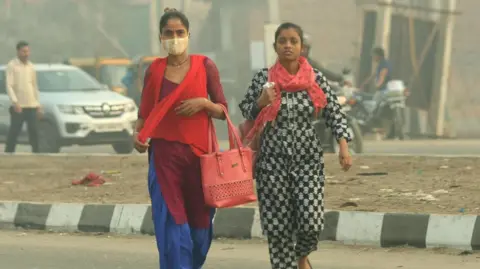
[159, 8, 190, 33]
[274, 22, 304, 45]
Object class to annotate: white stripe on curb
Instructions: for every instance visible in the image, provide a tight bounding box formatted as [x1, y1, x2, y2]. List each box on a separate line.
[426, 214, 478, 251]
[0, 201, 19, 228]
[45, 203, 84, 232]
[110, 204, 149, 235]
[336, 211, 385, 247]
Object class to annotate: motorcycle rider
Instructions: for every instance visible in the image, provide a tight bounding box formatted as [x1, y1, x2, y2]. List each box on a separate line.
[301, 34, 344, 83]
[361, 47, 392, 118]
[361, 47, 399, 138]
[373, 47, 391, 93]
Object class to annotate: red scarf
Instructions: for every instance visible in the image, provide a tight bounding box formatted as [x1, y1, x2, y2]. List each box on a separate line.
[138, 55, 210, 156]
[246, 56, 327, 140]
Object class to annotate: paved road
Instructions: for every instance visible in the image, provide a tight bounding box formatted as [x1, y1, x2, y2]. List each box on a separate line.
[0, 231, 479, 269]
[1, 139, 479, 156]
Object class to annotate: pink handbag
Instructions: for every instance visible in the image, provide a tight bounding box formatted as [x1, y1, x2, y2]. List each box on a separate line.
[200, 105, 257, 208]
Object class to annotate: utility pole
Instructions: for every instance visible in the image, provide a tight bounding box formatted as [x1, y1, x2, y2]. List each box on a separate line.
[375, 0, 393, 52]
[180, 0, 191, 12]
[267, 0, 280, 24]
[5, 0, 11, 19]
[264, 0, 280, 67]
[429, 0, 456, 137]
[149, 0, 160, 55]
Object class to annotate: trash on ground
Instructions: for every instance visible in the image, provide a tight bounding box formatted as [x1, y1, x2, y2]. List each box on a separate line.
[418, 194, 438, 201]
[72, 172, 108, 187]
[357, 172, 388, 176]
[101, 170, 122, 176]
[432, 189, 449, 195]
[340, 201, 358, 208]
[380, 189, 394, 193]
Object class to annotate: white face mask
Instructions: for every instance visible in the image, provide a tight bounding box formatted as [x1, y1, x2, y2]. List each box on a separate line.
[162, 37, 189, 56]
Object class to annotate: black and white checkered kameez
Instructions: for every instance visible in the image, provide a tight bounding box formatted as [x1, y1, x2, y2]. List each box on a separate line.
[239, 68, 351, 269]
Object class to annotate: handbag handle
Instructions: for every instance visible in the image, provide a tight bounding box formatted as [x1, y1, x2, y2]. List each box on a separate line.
[207, 104, 245, 154]
[207, 104, 249, 174]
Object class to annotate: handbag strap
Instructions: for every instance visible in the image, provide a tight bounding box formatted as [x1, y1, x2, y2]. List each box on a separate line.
[207, 104, 244, 154]
[207, 117, 219, 153]
[219, 104, 244, 149]
[207, 105, 250, 173]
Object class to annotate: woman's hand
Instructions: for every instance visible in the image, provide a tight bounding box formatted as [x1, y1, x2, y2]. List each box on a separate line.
[133, 132, 149, 153]
[175, 98, 207, 117]
[338, 139, 352, 171]
[257, 85, 276, 108]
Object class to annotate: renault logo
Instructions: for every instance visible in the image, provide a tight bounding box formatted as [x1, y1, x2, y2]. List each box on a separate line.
[101, 103, 111, 113]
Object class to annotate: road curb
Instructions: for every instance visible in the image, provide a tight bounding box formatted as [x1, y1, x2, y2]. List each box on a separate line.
[1, 201, 479, 250]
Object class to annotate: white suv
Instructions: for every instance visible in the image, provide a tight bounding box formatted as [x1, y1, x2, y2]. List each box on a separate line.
[0, 64, 138, 153]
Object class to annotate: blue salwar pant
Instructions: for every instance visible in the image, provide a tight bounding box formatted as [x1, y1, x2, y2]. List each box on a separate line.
[148, 155, 215, 269]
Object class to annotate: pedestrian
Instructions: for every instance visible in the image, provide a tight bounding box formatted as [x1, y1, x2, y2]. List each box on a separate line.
[239, 22, 353, 269]
[5, 41, 42, 153]
[133, 8, 227, 269]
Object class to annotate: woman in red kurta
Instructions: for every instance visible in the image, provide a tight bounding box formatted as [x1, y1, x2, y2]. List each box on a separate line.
[133, 8, 227, 269]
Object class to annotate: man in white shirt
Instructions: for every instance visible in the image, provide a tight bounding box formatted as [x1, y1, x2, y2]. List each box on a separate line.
[5, 41, 42, 153]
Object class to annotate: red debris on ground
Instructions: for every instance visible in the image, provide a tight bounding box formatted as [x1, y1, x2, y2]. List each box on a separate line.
[72, 172, 108, 187]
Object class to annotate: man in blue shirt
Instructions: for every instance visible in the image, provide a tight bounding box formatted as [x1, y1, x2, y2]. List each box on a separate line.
[373, 47, 391, 91]
[370, 47, 392, 118]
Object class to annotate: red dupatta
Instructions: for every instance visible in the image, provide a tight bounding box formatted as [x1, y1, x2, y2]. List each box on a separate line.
[138, 55, 210, 156]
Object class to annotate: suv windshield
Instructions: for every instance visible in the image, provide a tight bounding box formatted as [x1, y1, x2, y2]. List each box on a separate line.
[99, 65, 129, 88]
[37, 69, 103, 92]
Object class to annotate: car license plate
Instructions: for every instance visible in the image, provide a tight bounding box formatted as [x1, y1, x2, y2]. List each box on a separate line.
[95, 123, 123, 133]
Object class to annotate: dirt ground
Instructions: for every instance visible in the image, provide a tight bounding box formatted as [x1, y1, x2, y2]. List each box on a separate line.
[0, 154, 479, 215]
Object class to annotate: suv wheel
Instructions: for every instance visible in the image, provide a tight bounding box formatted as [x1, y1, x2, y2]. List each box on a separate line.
[112, 141, 134, 154]
[38, 121, 61, 153]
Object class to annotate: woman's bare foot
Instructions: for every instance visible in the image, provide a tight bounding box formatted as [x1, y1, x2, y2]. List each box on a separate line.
[298, 257, 312, 269]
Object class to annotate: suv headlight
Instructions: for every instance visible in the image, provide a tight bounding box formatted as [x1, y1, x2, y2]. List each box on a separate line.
[57, 105, 85, 115]
[125, 102, 137, 112]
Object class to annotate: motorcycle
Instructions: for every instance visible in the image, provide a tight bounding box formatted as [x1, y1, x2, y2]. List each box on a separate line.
[346, 80, 408, 140]
[314, 69, 364, 154]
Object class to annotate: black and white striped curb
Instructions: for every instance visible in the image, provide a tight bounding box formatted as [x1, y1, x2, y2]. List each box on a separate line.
[1, 201, 479, 251]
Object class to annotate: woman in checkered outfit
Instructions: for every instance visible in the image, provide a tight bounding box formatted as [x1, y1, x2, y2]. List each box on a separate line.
[239, 22, 353, 269]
